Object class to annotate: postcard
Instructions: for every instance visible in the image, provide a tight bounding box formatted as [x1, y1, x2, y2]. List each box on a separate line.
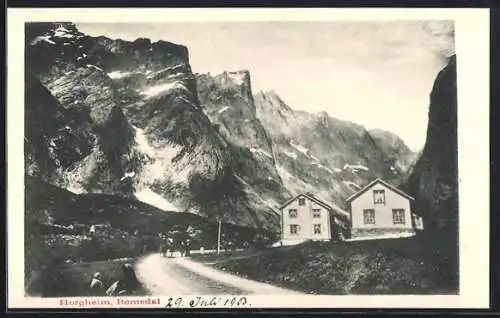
[7, 7, 490, 309]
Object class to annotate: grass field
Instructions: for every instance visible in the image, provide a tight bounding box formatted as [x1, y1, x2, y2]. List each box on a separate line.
[25, 258, 150, 297]
[209, 233, 458, 295]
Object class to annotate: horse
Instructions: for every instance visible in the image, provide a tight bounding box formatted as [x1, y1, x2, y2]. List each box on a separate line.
[159, 243, 167, 257]
[165, 237, 176, 257]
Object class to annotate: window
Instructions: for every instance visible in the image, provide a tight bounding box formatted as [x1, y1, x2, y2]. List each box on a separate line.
[312, 209, 321, 218]
[313, 224, 321, 234]
[289, 209, 298, 218]
[363, 209, 376, 224]
[392, 209, 405, 225]
[290, 224, 299, 235]
[298, 197, 306, 206]
[373, 190, 386, 205]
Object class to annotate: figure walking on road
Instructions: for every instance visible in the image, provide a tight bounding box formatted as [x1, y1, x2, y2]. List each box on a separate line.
[89, 272, 104, 296]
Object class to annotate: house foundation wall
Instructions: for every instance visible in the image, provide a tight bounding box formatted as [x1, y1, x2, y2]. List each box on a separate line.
[350, 227, 416, 239]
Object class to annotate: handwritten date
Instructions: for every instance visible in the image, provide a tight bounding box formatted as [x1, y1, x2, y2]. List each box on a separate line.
[165, 296, 249, 308]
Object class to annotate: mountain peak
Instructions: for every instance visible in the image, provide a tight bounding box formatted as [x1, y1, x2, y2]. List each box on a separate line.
[26, 22, 84, 45]
[221, 70, 251, 86]
[318, 110, 329, 118]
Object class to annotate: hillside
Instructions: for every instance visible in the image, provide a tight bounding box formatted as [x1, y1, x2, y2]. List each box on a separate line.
[212, 238, 458, 295]
[25, 175, 276, 285]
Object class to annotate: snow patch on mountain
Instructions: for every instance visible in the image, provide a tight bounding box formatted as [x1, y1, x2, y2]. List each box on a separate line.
[133, 125, 184, 184]
[283, 150, 297, 160]
[168, 73, 184, 79]
[120, 171, 136, 181]
[133, 127, 156, 157]
[54, 26, 75, 39]
[276, 165, 313, 191]
[31, 35, 56, 45]
[343, 181, 361, 190]
[250, 147, 273, 159]
[289, 141, 319, 161]
[290, 141, 309, 155]
[218, 106, 231, 114]
[227, 72, 245, 85]
[108, 71, 132, 79]
[86, 64, 104, 72]
[140, 82, 185, 99]
[134, 188, 180, 212]
[312, 162, 336, 175]
[146, 64, 186, 80]
[140, 145, 183, 183]
[310, 154, 320, 162]
[343, 164, 369, 172]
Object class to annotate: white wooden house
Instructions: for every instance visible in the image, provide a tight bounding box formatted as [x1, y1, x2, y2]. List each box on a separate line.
[279, 193, 349, 245]
[345, 178, 423, 239]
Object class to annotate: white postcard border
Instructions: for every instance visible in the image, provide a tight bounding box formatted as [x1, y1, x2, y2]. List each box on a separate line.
[7, 7, 490, 309]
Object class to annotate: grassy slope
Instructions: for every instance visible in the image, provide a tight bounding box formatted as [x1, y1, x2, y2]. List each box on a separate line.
[212, 234, 458, 295]
[25, 175, 279, 296]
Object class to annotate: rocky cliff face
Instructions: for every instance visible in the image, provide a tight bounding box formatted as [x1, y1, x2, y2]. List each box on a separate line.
[196, 70, 415, 215]
[25, 22, 279, 229]
[405, 55, 458, 232]
[368, 128, 417, 173]
[26, 22, 416, 231]
[196, 71, 290, 214]
[252, 90, 409, 209]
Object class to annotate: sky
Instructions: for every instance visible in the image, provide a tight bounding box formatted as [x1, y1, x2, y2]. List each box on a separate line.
[77, 21, 455, 151]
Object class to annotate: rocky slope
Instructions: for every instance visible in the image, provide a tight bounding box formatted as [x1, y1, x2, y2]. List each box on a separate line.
[252, 90, 409, 209]
[405, 55, 458, 233]
[196, 71, 415, 214]
[25, 22, 416, 232]
[196, 71, 290, 210]
[24, 174, 275, 284]
[368, 128, 418, 173]
[25, 22, 280, 229]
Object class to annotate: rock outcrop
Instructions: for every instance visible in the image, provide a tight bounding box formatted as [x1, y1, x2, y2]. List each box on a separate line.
[405, 55, 458, 233]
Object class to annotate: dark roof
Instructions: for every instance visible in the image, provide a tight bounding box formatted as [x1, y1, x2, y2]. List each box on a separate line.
[279, 193, 350, 220]
[345, 178, 415, 203]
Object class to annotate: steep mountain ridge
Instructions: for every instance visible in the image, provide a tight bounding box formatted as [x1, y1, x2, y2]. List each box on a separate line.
[26, 22, 417, 231]
[26, 22, 279, 229]
[194, 69, 414, 211]
[252, 90, 410, 209]
[196, 71, 290, 213]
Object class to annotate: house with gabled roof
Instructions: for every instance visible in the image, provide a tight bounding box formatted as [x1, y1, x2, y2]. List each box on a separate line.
[345, 178, 423, 239]
[278, 192, 349, 245]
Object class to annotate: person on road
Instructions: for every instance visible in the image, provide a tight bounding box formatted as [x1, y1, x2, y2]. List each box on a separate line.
[89, 272, 104, 296]
[160, 243, 167, 257]
[184, 239, 191, 257]
[105, 279, 127, 296]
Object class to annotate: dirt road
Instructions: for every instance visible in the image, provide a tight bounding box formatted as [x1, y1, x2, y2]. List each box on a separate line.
[135, 254, 302, 295]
